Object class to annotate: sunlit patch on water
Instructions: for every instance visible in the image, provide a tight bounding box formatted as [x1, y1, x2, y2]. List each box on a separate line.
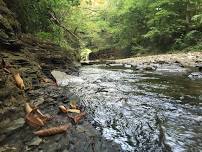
[67, 65, 202, 151]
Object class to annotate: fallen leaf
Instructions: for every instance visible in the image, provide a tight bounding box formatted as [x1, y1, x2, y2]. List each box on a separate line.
[34, 124, 70, 137]
[67, 108, 80, 114]
[25, 107, 51, 128]
[14, 73, 25, 90]
[41, 77, 53, 83]
[25, 111, 45, 128]
[35, 109, 52, 122]
[59, 105, 68, 113]
[69, 112, 86, 123]
[25, 103, 33, 114]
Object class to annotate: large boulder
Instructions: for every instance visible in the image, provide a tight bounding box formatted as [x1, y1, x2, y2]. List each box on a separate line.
[188, 72, 202, 80]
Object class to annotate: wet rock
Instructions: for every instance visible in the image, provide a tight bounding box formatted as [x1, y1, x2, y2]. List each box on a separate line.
[2, 118, 25, 134]
[0, 145, 17, 152]
[156, 63, 188, 74]
[51, 70, 84, 86]
[32, 96, 44, 106]
[188, 72, 202, 80]
[143, 65, 156, 71]
[195, 64, 202, 72]
[28, 137, 43, 146]
[135, 64, 156, 71]
[107, 63, 123, 67]
[124, 64, 132, 68]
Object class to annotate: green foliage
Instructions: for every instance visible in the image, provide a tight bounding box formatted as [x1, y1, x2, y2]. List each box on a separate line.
[78, 0, 202, 54]
[80, 48, 92, 61]
[7, 0, 202, 56]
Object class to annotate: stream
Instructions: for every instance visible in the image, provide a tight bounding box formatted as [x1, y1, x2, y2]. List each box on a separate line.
[66, 64, 202, 152]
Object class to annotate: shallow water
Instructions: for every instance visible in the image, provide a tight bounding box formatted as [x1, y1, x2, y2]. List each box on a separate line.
[68, 65, 202, 152]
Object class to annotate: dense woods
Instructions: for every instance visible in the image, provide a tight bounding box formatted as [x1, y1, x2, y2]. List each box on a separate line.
[6, 0, 202, 56]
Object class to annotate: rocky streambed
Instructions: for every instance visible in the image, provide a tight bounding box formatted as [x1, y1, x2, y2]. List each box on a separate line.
[67, 63, 202, 152]
[0, 50, 121, 152]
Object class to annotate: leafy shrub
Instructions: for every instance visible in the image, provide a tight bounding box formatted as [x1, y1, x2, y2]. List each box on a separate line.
[184, 30, 202, 45]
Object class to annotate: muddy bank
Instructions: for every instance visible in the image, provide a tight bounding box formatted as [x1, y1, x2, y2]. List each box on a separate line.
[0, 1, 121, 151]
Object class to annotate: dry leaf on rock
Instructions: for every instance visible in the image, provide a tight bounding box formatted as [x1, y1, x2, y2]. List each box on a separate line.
[59, 105, 80, 113]
[69, 112, 86, 123]
[25, 107, 51, 128]
[35, 109, 52, 122]
[67, 108, 80, 114]
[41, 77, 54, 84]
[34, 124, 70, 137]
[14, 73, 25, 90]
[25, 103, 33, 114]
[59, 105, 68, 113]
[25, 112, 45, 128]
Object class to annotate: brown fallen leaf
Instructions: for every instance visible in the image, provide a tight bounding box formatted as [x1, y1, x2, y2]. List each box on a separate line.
[35, 109, 52, 122]
[41, 77, 53, 83]
[25, 107, 51, 128]
[67, 108, 80, 114]
[59, 105, 68, 113]
[69, 112, 86, 123]
[14, 73, 25, 90]
[59, 105, 80, 114]
[25, 111, 45, 128]
[25, 103, 33, 114]
[34, 125, 70, 137]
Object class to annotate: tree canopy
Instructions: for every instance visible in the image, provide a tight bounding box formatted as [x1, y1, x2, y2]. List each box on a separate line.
[8, 0, 202, 55]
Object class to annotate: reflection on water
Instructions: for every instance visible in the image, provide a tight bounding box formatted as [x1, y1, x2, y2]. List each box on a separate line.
[68, 65, 202, 152]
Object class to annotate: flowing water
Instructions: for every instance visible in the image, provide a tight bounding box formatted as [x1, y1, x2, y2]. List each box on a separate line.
[67, 65, 202, 152]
